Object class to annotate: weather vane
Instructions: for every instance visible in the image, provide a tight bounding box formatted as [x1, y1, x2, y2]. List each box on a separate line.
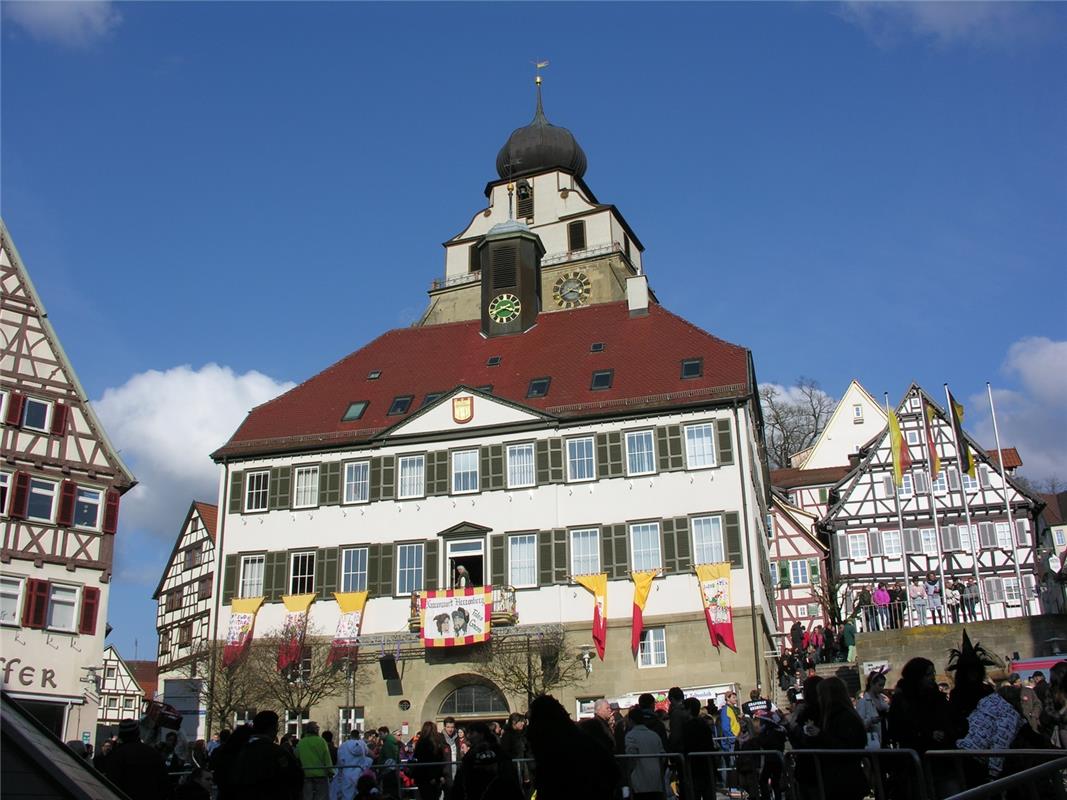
[533, 59, 549, 85]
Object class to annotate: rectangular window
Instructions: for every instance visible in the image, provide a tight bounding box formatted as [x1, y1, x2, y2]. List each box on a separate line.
[451, 449, 480, 494]
[637, 627, 667, 668]
[567, 220, 586, 251]
[897, 473, 913, 498]
[962, 471, 979, 491]
[47, 584, 78, 631]
[178, 623, 193, 646]
[124, 697, 135, 709]
[789, 559, 811, 586]
[244, 471, 269, 512]
[166, 590, 181, 612]
[992, 522, 1011, 550]
[341, 547, 368, 592]
[1054, 529, 1067, 548]
[396, 543, 424, 595]
[683, 423, 716, 469]
[289, 552, 315, 595]
[506, 443, 535, 489]
[570, 529, 600, 576]
[0, 576, 23, 625]
[184, 547, 199, 571]
[342, 401, 367, 422]
[198, 576, 212, 600]
[906, 430, 920, 446]
[239, 555, 265, 598]
[882, 529, 902, 557]
[292, 466, 319, 509]
[0, 472, 8, 515]
[932, 471, 947, 494]
[527, 378, 551, 398]
[398, 455, 426, 499]
[960, 524, 975, 552]
[508, 533, 537, 588]
[920, 528, 938, 556]
[852, 404, 863, 422]
[625, 430, 656, 476]
[27, 478, 57, 522]
[630, 522, 662, 571]
[22, 397, 51, 432]
[343, 461, 370, 504]
[107, 696, 118, 709]
[566, 437, 596, 482]
[807, 603, 821, 617]
[847, 532, 869, 560]
[681, 359, 703, 380]
[692, 515, 725, 564]
[1003, 577, 1021, 603]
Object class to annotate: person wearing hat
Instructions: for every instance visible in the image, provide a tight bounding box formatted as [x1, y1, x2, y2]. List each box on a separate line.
[102, 718, 170, 800]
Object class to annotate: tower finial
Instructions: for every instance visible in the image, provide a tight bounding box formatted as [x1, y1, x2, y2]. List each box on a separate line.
[533, 59, 549, 119]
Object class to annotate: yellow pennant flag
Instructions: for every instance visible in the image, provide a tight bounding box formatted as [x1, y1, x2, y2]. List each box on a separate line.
[924, 403, 941, 478]
[231, 596, 264, 615]
[888, 408, 912, 487]
[281, 593, 318, 613]
[334, 591, 368, 614]
[575, 573, 608, 660]
[630, 570, 658, 655]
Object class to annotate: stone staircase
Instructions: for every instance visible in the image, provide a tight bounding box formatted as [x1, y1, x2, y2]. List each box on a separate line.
[771, 661, 862, 708]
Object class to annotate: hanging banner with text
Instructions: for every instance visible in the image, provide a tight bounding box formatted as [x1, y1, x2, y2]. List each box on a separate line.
[223, 597, 264, 668]
[420, 586, 492, 647]
[696, 563, 736, 652]
[277, 593, 317, 671]
[328, 591, 368, 665]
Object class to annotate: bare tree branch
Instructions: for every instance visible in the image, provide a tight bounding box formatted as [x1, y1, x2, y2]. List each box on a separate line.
[176, 640, 267, 735]
[475, 628, 589, 705]
[759, 378, 836, 469]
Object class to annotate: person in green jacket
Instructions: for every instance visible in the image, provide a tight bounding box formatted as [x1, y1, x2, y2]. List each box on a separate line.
[842, 619, 857, 663]
[375, 726, 401, 797]
[295, 722, 334, 800]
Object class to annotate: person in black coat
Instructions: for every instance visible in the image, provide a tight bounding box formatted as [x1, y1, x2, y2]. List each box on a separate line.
[102, 719, 171, 800]
[232, 711, 302, 800]
[800, 678, 868, 800]
[527, 694, 620, 800]
[680, 698, 717, 800]
[499, 712, 534, 794]
[210, 725, 253, 800]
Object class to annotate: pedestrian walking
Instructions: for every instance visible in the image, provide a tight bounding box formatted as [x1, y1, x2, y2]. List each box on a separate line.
[790, 620, 804, 652]
[842, 618, 857, 663]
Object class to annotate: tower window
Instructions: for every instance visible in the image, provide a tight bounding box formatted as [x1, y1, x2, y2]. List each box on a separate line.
[590, 370, 614, 391]
[624, 236, 631, 260]
[486, 356, 502, 367]
[516, 179, 534, 219]
[342, 402, 368, 422]
[590, 342, 606, 353]
[527, 378, 551, 398]
[468, 243, 481, 273]
[567, 220, 587, 252]
[492, 245, 517, 289]
[681, 358, 703, 380]
[387, 396, 413, 416]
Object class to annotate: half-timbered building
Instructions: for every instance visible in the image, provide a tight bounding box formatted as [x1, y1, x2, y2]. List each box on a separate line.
[0, 221, 136, 741]
[768, 492, 827, 640]
[822, 384, 1040, 624]
[97, 645, 146, 732]
[208, 83, 776, 733]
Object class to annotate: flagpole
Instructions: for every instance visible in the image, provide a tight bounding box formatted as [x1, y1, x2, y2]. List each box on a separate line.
[987, 382, 1028, 618]
[916, 392, 949, 610]
[944, 384, 988, 621]
[885, 393, 912, 626]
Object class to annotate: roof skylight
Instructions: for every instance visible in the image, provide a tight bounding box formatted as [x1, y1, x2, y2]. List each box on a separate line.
[387, 395, 414, 415]
[342, 401, 368, 422]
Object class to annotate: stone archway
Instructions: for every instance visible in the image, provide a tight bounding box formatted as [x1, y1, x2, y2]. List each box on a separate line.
[419, 673, 509, 725]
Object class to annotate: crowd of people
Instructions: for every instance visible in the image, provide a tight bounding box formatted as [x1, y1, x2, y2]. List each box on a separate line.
[777, 618, 858, 690]
[854, 574, 983, 631]
[74, 635, 1067, 800]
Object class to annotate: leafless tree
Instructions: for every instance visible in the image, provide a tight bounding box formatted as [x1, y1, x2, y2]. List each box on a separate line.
[475, 628, 588, 706]
[1013, 473, 1064, 497]
[178, 639, 267, 736]
[759, 378, 836, 469]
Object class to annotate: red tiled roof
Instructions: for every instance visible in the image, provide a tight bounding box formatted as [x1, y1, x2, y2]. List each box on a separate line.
[770, 465, 853, 490]
[983, 447, 1022, 470]
[1040, 493, 1065, 526]
[126, 660, 158, 700]
[194, 502, 218, 542]
[214, 302, 751, 459]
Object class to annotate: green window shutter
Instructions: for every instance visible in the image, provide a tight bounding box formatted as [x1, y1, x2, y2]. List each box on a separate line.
[370, 459, 382, 503]
[778, 561, 791, 588]
[536, 441, 551, 485]
[725, 511, 743, 568]
[656, 427, 671, 472]
[674, 517, 692, 573]
[379, 544, 394, 597]
[480, 447, 492, 492]
[538, 531, 554, 586]
[319, 462, 341, 506]
[596, 434, 611, 480]
[380, 456, 395, 501]
[367, 544, 382, 596]
[608, 524, 629, 579]
[316, 548, 338, 599]
[222, 554, 238, 603]
[264, 551, 288, 601]
[551, 439, 564, 483]
[662, 518, 677, 573]
[428, 451, 448, 496]
[552, 529, 568, 584]
[601, 527, 616, 579]
[425, 540, 439, 591]
[489, 445, 505, 490]
[228, 471, 244, 514]
[667, 425, 684, 471]
[808, 558, 820, 583]
[663, 517, 691, 574]
[491, 534, 506, 587]
[715, 418, 734, 466]
[269, 466, 292, 510]
[608, 431, 625, 478]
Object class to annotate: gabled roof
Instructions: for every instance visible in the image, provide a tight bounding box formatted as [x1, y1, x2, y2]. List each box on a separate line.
[213, 302, 751, 460]
[1040, 493, 1066, 526]
[770, 466, 852, 490]
[153, 501, 217, 599]
[794, 379, 886, 470]
[193, 502, 218, 542]
[126, 660, 158, 700]
[771, 492, 828, 552]
[983, 447, 1022, 471]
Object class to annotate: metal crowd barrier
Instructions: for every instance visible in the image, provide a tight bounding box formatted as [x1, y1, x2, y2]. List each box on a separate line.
[943, 755, 1067, 800]
[785, 747, 926, 800]
[926, 749, 1067, 800]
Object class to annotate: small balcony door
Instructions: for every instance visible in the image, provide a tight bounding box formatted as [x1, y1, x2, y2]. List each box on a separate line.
[447, 539, 485, 588]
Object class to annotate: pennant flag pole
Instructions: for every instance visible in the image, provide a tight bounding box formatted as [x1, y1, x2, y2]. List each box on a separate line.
[329, 591, 369, 665]
[223, 597, 263, 668]
[923, 401, 941, 479]
[884, 393, 912, 624]
[630, 570, 658, 656]
[575, 573, 608, 660]
[944, 384, 988, 620]
[914, 392, 948, 596]
[947, 388, 975, 478]
[987, 382, 1028, 617]
[887, 406, 912, 487]
[278, 593, 317, 672]
[695, 563, 736, 652]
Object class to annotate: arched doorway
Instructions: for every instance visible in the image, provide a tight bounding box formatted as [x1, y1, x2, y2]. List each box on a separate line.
[422, 673, 510, 726]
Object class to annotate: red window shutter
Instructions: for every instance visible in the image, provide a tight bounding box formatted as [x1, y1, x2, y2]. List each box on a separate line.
[5, 393, 25, 427]
[57, 480, 77, 527]
[10, 472, 30, 520]
[79, 586, 100, 635]
[102, 490, 120, 534]
[22, 579, 50, 629]
[50, 403, 70, 436]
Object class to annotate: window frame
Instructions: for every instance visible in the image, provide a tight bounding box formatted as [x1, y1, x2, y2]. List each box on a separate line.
[931, 471, 948, 495]
[506, 442, 536, 489]
[21, 397, 52, 433]
[291, 465, 320, 510]
[691, 514, 725, 565]
[629, 521, 663, 572]
[289, 551, 316, 596]
[569, 528, 601, 577]
[46, 582, 79, 632]
[527, 377, 551, 399]
[244, 470, 270, 513]
[897, 473, 914, 499]
[27, 477, 58, 523]
[0, 471, 9, 516]
[680, 358, 703, 380]
[450, 448, 480, 495]
[387, 395, 414, 416]
[0, 575, 24, 627]
[565, 436, 596, 483]
[920, 528, 938, 556]
[508, 533, 538, 589]
[239, 554, 266, 599]
[625, 429, 656, 477]
[73, 487, 103, 531]
[683, 422, 717, 470]
[852, 404, 863, 422]
[881, 529, 902, 558]
[397, 454, 427, 500]
[341, 401, 368, 422]
[637, 627, 667, 668]
[847, 532, 870, 561]
[905, 429, 920, 446]
[590, 370, 614, 391]
[789, 559, 811, 586]
[341, 547, 369, 593]
[342, 460, 371, 505]
[395, 541, 425, 596]
[995, 522, 1013, 550]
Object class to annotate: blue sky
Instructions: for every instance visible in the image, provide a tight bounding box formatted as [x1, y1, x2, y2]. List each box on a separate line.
[3, 2, 1065, 660]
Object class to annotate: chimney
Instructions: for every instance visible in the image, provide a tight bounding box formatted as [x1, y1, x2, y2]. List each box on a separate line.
[626, 274, 649, 317]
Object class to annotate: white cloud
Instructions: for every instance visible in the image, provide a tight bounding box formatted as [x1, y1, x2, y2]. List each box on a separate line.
[94, 364, 294, 565]
[838, 1, 1051, 49]
[968, 337, 1067, 483]
[4, 1, 121, 48]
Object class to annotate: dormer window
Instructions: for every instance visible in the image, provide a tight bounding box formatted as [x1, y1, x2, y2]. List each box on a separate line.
[367, 370, 381, 380]
[567, 220, 586, 251]
[681, 358, 703, 380]
[590, 370, 614, 391]
[527, 378, 551, 398]
[387, 396, 414, 416]
[342, 402, 368, 422]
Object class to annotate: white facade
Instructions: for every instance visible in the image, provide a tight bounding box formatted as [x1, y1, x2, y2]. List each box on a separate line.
[97, 645, 144, 726]
[798, 380, 886, 470]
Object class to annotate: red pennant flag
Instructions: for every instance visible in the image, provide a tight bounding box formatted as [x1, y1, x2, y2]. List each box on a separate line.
[575, 573, 608, 660]
[630, 571, 658, 655]
[222, 597, 263, 668]
[277, 593, 316, 671]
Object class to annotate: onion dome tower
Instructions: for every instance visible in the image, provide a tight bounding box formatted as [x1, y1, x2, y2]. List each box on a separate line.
[495, 77, 587, 181]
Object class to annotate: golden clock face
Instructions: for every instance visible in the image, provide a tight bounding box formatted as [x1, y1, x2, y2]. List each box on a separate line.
[553, 271, 591, 309]
[488, 293, 521, 324]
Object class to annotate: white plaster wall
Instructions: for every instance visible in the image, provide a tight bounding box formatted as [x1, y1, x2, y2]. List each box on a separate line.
[803, 383, 887, 470]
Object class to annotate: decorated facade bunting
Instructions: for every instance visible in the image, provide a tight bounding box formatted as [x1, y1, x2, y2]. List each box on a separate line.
[630, 570, 658, 655]
[420, 586, 492, 647]
[888, 408, 912, 488]
[277, 593, 317, 671]
[696, 563, 736, 652]
[575, 573, 608, 660]
[328, 591, 368, 665]
[222, 597, 263, 667]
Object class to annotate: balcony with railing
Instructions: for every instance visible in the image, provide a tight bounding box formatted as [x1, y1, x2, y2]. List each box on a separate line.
[407, 585, 518, 633]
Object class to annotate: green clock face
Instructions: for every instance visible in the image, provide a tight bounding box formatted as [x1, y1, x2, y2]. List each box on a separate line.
[488, 293, 521, 324]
